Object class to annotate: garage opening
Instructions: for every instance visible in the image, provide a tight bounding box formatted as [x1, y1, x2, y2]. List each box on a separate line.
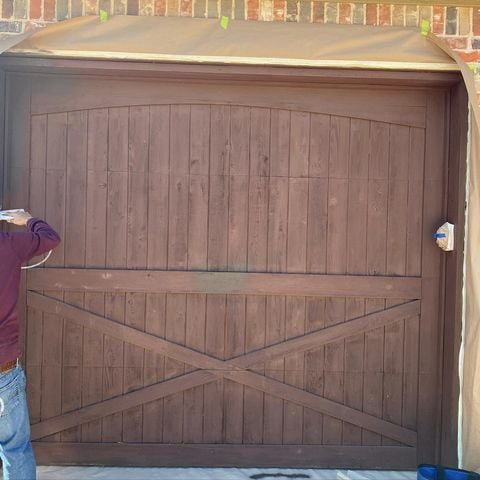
[0, 16, 472, 470]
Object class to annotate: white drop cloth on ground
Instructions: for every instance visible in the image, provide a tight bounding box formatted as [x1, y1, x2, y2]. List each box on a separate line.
[1, 466, 417, 480]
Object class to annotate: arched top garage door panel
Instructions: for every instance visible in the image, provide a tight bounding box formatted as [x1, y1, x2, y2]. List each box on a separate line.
[30, 76, 427, 128]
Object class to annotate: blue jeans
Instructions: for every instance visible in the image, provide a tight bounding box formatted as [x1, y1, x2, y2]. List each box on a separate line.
[0, 366, 36, 480]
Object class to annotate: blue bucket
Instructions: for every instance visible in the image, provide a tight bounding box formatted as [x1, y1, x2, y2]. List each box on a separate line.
[418, 465, 480, 480]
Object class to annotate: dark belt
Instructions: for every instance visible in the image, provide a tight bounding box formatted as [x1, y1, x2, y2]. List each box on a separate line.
[0, 359, 17, 373]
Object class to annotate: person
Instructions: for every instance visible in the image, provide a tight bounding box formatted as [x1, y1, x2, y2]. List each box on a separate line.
[0, 210, 60, 480]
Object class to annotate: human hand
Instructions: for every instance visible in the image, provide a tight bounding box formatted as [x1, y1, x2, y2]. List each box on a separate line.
[6, 210, 33, 226]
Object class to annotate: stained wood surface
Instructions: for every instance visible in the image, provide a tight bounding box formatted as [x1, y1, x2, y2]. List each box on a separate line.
[6, 72, 452, 468]
[31, 76, 427, 128]
[33, 443, 417, 468]
[28, 269, 421, 298]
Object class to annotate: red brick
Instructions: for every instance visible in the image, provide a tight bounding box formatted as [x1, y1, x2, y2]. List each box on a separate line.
[432, 6, 445, 35]
[473, 8, 480, 36]
[2, 0, 13, 18]
[29, 0, 41, 19]
[273, 0, 285, 21]
[312, 1, 324, 23]
[247, 0, 259, 20]
[180, 0, 191, 16]
[442, 36, 468, 51]
[44, 0, 56, 20]
[155, 0, 166, 15]
[339, 3, 351, 24]
[379, 4, 391, 26]
[366, 4, 377, 25]
[458, 51, 480, 63]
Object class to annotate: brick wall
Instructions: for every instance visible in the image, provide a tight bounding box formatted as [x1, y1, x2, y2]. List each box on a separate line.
[0, 1, 479, 66]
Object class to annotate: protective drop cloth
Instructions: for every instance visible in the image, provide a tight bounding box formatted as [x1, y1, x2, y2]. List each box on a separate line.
[1, 466, 417, 480]
[5, 15, 457, 71]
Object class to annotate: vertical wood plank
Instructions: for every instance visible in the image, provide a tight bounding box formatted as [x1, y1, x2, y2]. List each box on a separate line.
[163, 293, 186, 443]
[304, 173, 329, 444]
[27, 114, 47, 428]
[343, 119, 369, 445]
[208, 176, 229, 271]
[270, 109, 290, 177]
[190, 105, 210, 176]
[250, 108, 270, 177]
[224, 295, 246, 444]
[309, 114, 329, 178]
[164, 104, 189, 443]
[303, 297, 325, 444]
[244, 295, 266, 444]
[284, 176, 308, 444]
[363, 121, 389, 446]
[42, 112, 67, 442]
[183, 107, 209, 443]
[205, 110, 230, 437]
[225, 107, 249, 441]
[83, 108, 108, 442]
[403, 128, 424, 436]
[228, 175, 249, 272]
[143, 106, 170, 442]
[168, 174, 189, 270]
[210, 105, 230, 176]
[143, 294, 166, 443]
[323, 116, 349, 445]
[383, 124, 409, 447]
[264, 175, 288, 443]
[418, 92, 447, 461]
[204, 295, 225, 442]
[230, 106, 250, 177]
[170, 105, 190, 175]
[183, 294, 205, 443]
[149, 105, 170, 175]
[61, 111, 87, 442]
[124, 106, 149, 442]
[289, 112, 310, 178]
[306, 177, 328, 274]
[244, 117, 269, 442]
[103, 107, 129, 442]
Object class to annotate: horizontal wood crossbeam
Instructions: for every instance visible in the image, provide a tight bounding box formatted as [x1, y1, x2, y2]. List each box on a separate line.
[32, 443, 417, 469]
[28, 268, 421, 299]
[28, 292, 418, 445]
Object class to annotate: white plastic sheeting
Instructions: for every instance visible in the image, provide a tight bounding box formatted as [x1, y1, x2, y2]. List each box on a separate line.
[5, 467, 417, 480]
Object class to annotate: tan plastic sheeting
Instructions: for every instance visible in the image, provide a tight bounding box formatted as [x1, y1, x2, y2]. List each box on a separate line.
[427, 33, 480, 472]
[463, 113, 480, 472]
[6, 15, 458, 71]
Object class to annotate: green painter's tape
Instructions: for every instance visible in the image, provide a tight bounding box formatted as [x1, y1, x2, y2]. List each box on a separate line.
[220, 16, 229, 30]
[468, 63, 478, 75]
[100, 9, 109, 23]
[421, 19, 430, 36]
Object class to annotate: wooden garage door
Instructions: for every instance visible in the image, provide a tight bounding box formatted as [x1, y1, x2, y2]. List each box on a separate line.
[6, 72, 447, 468]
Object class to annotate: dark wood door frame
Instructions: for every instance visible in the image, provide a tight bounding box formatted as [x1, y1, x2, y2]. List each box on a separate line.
[0, 58, 468, 467]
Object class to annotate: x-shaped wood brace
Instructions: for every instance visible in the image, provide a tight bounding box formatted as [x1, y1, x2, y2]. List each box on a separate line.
[27, 291, 419, 446]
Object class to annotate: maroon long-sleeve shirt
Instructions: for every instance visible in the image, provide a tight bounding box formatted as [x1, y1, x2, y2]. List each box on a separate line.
[0, 218, 60, 364]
